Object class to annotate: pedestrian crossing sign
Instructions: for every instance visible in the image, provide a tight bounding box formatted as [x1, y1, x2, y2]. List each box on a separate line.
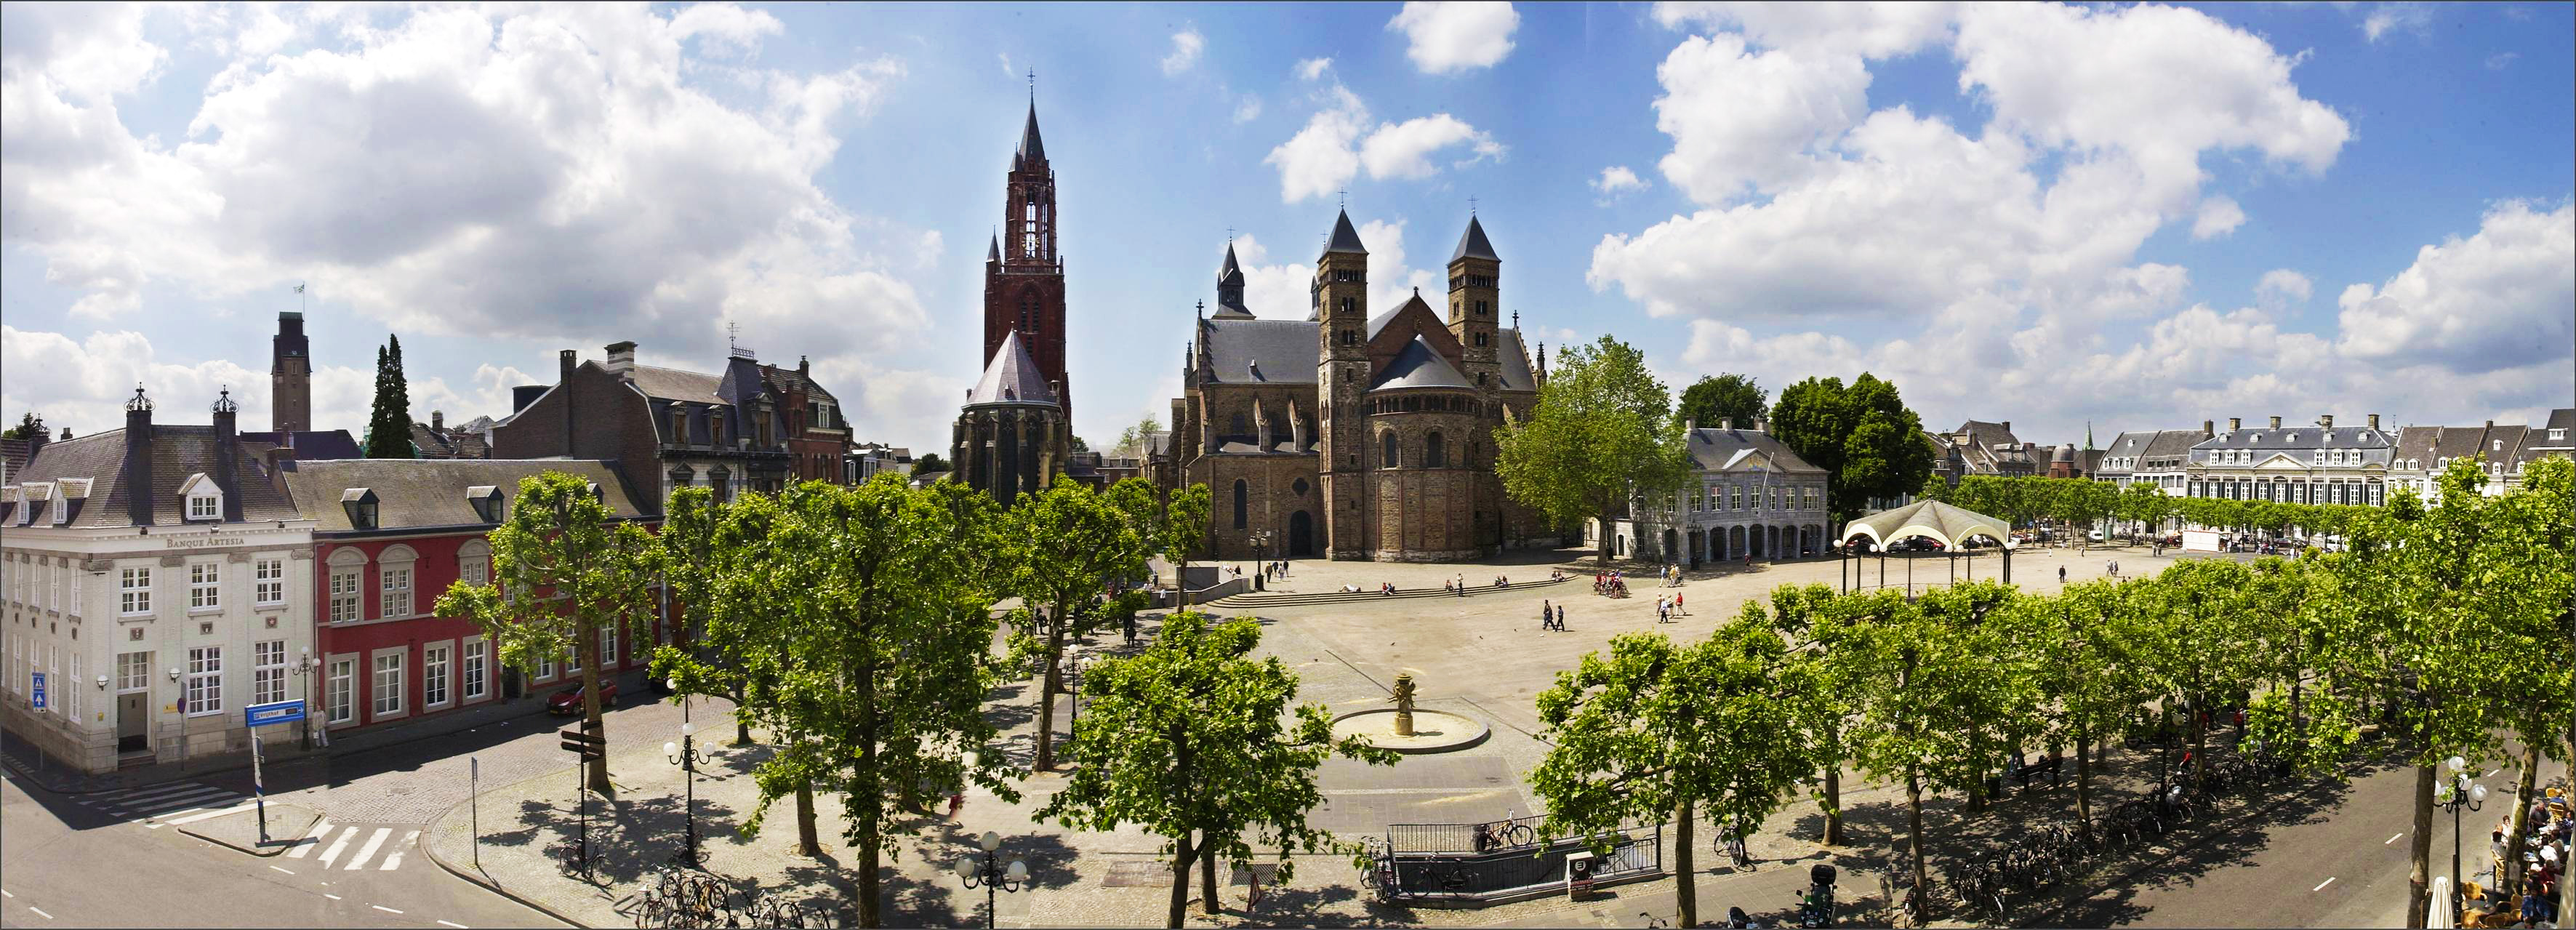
[30, 672, 44, 710]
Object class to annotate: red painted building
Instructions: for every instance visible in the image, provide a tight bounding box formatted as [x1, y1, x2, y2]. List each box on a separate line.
[283, 460, 657, 734]
[762, 358, 854, 484]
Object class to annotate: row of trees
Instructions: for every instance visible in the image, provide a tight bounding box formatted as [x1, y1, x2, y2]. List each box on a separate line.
[1922, 473, 2383, 550]
[1533, 457, 2572, 929]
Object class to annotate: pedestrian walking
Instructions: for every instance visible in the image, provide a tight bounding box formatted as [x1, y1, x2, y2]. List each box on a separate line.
[1123, 610, 1139, 645]
[1675, 593, 1685, 615]
[1541, 600, 1553, 631]
[1555, 604, 1567, 630]
[2058, 565, 2066, 584]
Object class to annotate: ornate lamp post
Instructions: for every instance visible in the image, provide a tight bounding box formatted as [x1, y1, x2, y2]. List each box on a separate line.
[955, 830, 1027, 930]
[2436, 755, 2487, 918]
[1249, 529, 1275, 582]
[665, 676, 710, 867]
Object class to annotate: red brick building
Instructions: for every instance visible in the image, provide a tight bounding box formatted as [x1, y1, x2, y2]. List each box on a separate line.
[761, 357, 854, 484]
[283, 460, 657, 735]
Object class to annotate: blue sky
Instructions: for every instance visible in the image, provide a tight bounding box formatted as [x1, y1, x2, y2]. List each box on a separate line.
[4, 1, 2570, 456]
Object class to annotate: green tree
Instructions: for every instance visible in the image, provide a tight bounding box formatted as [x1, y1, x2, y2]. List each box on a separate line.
[654, 486, 819, 851]
[2053, 478, 2117, 551]
[433, 471, 656, 795]
[1754, 583, 1861, 844]
[2480, 458, 2576, 902]
[1160, 483, 1211, 606]
[1532, 618, 1821, 928]
[1674, 373, 1768, 431]
[911, 452, 947, 476]
[1, 412, 44, 441]
[1493, 334, 1693, 564]
[656, 476, 1019, 928]
[2117, 481, 2171, 537]
[1040, 612, 1395, 928]
[2022, 581, 2158, 842]
[1772, 374, 1934, 524]
[1005, 477, 1163, 772]
[361, 335, 417, 458]
[1116, 414, 1164, 457]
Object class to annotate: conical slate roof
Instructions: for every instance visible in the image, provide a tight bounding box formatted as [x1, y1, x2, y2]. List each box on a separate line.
[987, 233, 1000, 262]
[1322, 209, 1368, 257]
[1217, 242, 1245, 286]
[1016, 100, 1046, 165]
[1450, 215, 1498, 262]
[966, 332, 1058, 407]
[1367, 336, 1474, 393]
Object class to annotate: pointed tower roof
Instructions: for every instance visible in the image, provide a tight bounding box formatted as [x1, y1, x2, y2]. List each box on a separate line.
[965, 332, 1058, 407]
[1217, 242, 1246, 287]
[987, 233, 1000, 262]
[1322, 209, 1368, 257]
[1450, 215, 1498, 262]
[1015, 100, 1046, 166]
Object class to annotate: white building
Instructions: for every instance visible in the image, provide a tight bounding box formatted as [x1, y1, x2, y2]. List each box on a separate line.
[2184, 414, 2392, 506]
[0, 389, 316, 774]
[1601, 419, 1831, 566]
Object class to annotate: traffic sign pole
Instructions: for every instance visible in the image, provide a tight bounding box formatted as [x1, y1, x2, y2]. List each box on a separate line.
[252, 733, 268, 843]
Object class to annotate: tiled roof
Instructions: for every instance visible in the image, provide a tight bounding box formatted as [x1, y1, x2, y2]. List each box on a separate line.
[965, 332, 1058, 406]
[1367, 337, 1474, 392]
[758, 363, 839, 404]
[2192, 424, 2393, 451]
[626, 365, 726, 405]
[236, 430, 364, 461]
[284, 459, 646, 532]
[1199, 318, 1320, 385]
[1, 438, 31, 481]
[12, 426, 302, 527]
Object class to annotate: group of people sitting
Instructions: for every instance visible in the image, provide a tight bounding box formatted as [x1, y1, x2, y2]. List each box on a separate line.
[2479, 787, 2575, 926]
[1593, 571, 1629, 598]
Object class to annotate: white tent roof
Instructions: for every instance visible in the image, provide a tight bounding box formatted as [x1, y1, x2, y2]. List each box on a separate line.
[1838, 500, 2013, 549]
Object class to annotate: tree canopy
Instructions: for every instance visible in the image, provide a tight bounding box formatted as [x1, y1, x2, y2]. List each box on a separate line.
[1493, 334, 1693, 564]
[361, 334, 417, 459]
[1003, 477, 1165, 771]
[1674, 373, 1768, 432]
[1770, 373, 1933, 525]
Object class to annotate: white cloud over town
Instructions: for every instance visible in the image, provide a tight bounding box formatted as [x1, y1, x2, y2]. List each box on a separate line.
[1387, 2, 1520, 74]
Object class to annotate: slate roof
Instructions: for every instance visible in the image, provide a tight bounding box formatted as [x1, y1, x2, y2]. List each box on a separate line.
[1015, 100, 1046, 165]
[966, 331, 1058, 406]
[2535, 409, 2576, 446]
[1685, 427, 1826, 476]
[627, 365, 726, 405]
[1217, 243, 1246, 288]
[2191, 423, 2393, 452]
[1367, 337, 1474, 392]
[284, 459, 646, 532]
[1451, 215, 1499, 262]
[9, 426, 302, 528]
[759, 363, 839, 404]
[1, 438, 31, 481]
[1494, 329, 1537, 392]
[236, 430, 364, 461]
[1323, 209, 1368, 257]
[1197, 318, 1319, 385]
[987, 234, 1000, 262]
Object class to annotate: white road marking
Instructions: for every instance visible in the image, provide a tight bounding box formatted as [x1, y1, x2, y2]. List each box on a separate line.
[2314, 876, 2337, 892]
[28, 906, 52, 919]
[165, 801, 260, 826]
[2387, 833, 2404, 845]
[378, 831, 419, 870]
[284, 819, 334, 857]
[90, 782, 209, 806]
[373, 905, 404, 915]
[270, 866, 295, 875]
[345, 827, 392, 870]
[115, 787, 238, 812]
[316, 827, 359, 868]
[323, 894, 341, 901]
[437, 921, 469, 929]
[1, 889, 12, 897]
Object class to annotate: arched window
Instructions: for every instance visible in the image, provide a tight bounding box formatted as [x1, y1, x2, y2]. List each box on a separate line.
[1232, 479, 1248, 529]
[1425, 431, 1446, 468]
[1381, 431, 1400, 468]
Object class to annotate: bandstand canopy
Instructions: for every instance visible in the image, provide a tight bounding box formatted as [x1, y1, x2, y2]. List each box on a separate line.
[1838, 500, 2012, 550]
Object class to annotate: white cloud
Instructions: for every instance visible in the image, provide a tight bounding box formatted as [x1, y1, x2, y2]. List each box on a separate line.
[1648, 31, 1871, 202]
[1, 4, 949, 441]
[1387, 2, 1520, 74]
[2333, 200, 2575, 370]
[1160, 28, 1204, 76]
[2362, 2, 2433, 42]
[1232, 94, 1261, 124]
[1294, 57, 1333, 81]
[2192, 196, 2246, 240]
[1225, 234, 1316, 320]
[2485, 52, 2519, 71]
[1356, 218, 1444, 313]
[1653, 1, 1956, 58]
[1592, 165, 1645, 196]
[1359, 113, 1502, 180]
[2255, 268, 2312, 310]
[998, 52, 1014, 77]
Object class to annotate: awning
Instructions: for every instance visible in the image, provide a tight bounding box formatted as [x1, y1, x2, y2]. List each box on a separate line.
[1837, 500, 2012, 550]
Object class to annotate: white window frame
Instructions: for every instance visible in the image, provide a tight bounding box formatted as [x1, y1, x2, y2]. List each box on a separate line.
[370, 649, 406, 721]
[119, 566, 151, 616]
[253, 640, 288, 706]
[185, 646, 223, 717]
[535, 652, 555, 682]
[326, 656, 356, 724]
[599, 625, 618, 670]
[116, 652, 151, 693]
[564, 640, 582, 676]
[380, 565, 413, 619]
[187, 492, 220, 521]
[462, 637, 489, 702]
[254, 558, 286, 606]
[188, 562, 220, 611]
[423, 642, 452, 710]
[66, 650, 79, 720]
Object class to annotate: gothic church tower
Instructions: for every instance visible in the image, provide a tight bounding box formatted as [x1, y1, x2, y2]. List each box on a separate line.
[983, 100, 1072, 424]
[1313, 210, 1371, 558]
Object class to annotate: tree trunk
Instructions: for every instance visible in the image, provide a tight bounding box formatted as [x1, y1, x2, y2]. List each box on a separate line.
[2076, 729, 2095, 846]
[1822, 764, 1845, 845]
[582, 624, 611, 797]
[1675, 795, 1697, 929]
[1168, 833, 1196, 929]
[1906, 771, 1927, 920]
[2407, 761, 2434, 929]
[2498, 742, 2539, 899]
[1200, 832, 1222, 916]
[1596, 500, 1614, 566]
[2191, 696, 2209, 788]
[795, 781, 821, 857]
[733, 684, 753, 746]
[1035, 599, 1067, 771]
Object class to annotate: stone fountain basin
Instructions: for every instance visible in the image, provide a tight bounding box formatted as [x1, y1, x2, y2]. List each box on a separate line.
[1328, 707, 1490, 754]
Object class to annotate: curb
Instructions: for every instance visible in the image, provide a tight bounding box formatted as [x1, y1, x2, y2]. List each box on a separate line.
[422, 769, 598, 929]
[179, 806, 323, 857]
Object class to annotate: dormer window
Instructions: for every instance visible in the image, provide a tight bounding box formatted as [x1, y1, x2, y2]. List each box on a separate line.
[585, 482, 606, 505]
[468, 485, 505, 523]
[342, 488, 380, 531]
[178, 473, 222, 522]
[20, 483, 50, 526]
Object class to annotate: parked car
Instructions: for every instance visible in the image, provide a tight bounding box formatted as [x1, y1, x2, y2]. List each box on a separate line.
[547, 681, 617, 715]
[2087, 529, 2106, 542]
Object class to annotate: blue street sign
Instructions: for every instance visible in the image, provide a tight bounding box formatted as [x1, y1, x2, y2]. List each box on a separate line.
[245, 699, 306, 728]
[30, 673, 44, 711]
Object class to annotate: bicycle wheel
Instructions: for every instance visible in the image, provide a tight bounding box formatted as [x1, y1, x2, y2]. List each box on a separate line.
[1504, 824, 1536, 847]
[1729, 836, 1752, 868]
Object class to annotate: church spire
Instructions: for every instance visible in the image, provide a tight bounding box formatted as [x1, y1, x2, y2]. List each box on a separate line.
[1016, 99, 1046, 167]
[1211, 241, 1253, 318]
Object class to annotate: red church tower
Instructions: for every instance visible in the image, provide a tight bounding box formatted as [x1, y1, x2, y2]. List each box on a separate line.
[984, 100, 1071, 424]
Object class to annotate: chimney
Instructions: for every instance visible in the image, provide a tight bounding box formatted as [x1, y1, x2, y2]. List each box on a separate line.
[1719, 417, 1733, 431]
[559, 349, 578, 454]
[212, 388, 241, 521]
[2367, 414, 2380, 430]
[2485, 420, 2495, 429]
[1754, 418, 1769, 434]
[2228, 417, 2242, 432]
[2268, 415, 2282, 430]
[603, 341, 637, 379]
[798, 354, 810, 377]
[431, 410, 445, 431]
[2002, 421, 2011, 435]
[2202, 420, 2214, 438]
[121, 385, 155, 526]
[1685, 418, 1697, 435]
[513, 385, 547, 412]
[2316, 414, 2332, 428]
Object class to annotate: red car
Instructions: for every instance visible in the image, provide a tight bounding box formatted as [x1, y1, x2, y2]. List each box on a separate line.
[547, 681, 617, 715]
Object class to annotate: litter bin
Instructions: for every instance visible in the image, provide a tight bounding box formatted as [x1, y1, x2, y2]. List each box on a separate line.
[1566, 851, 1598, 899]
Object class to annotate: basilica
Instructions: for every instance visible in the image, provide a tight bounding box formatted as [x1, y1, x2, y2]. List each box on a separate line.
[1155, 212, 1552, 561]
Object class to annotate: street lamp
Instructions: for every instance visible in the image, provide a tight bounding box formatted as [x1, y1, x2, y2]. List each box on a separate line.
[956, 830, 1027, 930]
[1067, 657, 1093, 742]
[1248, 529, 1274, 588]
[2436, 755, 2488, 918]
[665, 676, 710, 867]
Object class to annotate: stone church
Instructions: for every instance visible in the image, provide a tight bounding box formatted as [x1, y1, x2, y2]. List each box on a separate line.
[1159, 211, 1550, 561]
[952, 100, 1074, 506]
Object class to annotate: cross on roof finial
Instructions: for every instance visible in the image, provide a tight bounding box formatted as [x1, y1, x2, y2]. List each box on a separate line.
[1028, 68, 1036, 100]
[727, 320, 739, 350]
[1469, 195, 1478, 216]
[1226, 225, 1235, 244]
[1339, 188, 1347, 208]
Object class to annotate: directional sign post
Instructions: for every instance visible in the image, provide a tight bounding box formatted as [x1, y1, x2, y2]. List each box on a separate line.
[244, 700, 305, 843]
[560, 728, 605, 876]
[30, 672, 44, 712]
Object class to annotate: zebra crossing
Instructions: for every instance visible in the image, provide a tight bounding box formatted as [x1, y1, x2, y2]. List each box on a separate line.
[77, 781, 259, 829]
[281, 819, 420, 872]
